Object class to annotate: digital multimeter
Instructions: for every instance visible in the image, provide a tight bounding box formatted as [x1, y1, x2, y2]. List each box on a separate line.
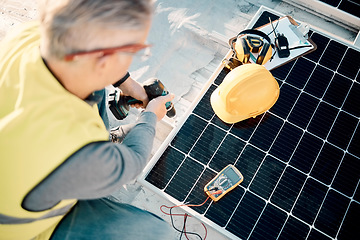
[204, 165, 244, 202]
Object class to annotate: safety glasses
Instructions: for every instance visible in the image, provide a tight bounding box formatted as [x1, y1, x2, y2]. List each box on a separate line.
[64, 43, 151, 61]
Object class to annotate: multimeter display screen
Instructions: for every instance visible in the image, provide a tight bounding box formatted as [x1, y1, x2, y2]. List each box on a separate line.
[214, 167, 242, 191]
[223, 167, 242, 185]
[205, 165, 243, 201]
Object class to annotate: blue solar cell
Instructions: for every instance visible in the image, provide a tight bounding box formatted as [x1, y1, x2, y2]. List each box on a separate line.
[249, 113, 284, 151]
[338, 48, 360, 80]
[271, 60, 295, 81]
[205, 187, 245, 227]
[337, 202, 360, 240]
[278, 216, 310, 240]
[332, 153, 360, 197]
[145, 146, 185, 189]
[307, 101, 339, 139]
[348, 124, 360, 157]
[304, 65, 334, 98]
[235, 145, 266, 188]
[315, 190, 350, 238]
[339, 0, 360, 18]
[230, 114, 262, 141]
[306, 32, 330, 63]
[270, 83, 301, 119]
[354, 186, 360, 202]
[320, 40, 347, 71]
[271, 166, 307, 212]
[164, 157, 204, 202]
[319, 0, 360, 18]
[342, 82, 360, 117]
[171, 114, 207, 153]
[269, 122, 303, 162]
[288, 92, 319, 129]
[310, 142, 344, 185]
[226, 191, 266, 239]
[251, 10, 279, 29]
[286, 58, 316, 89]
[189, 123, 226, 164]
[249, 155, 286, 200]
[327, 111, 358, 149]
[292, 178, 328, 225]
[186, 168, 216, 214]
[248, 204, 287, 240]
[323, 73, 352, 108]
[290, 132, 324, 173]
[211, 114, 232, 131]
[193, 84, 216, 121]
[318, 0, 340, 8]
[209, 134, 245, 172]
[307, 228, 332, 240]
[214, 68, 229, 85]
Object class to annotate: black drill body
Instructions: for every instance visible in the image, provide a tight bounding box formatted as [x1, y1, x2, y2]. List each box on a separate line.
[109, 78, 176, 120]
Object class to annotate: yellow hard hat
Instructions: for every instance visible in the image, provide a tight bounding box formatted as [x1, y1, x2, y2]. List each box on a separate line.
[210, 64, 279, 124]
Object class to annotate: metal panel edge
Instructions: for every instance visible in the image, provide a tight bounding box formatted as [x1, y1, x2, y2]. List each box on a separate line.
[283, 0, 360, 31]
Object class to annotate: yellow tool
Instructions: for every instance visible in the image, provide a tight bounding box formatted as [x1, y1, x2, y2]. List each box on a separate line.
[204, 165, 244, 202]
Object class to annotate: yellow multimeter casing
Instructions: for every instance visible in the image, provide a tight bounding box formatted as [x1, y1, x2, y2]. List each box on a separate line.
[204, 164, 244, 202]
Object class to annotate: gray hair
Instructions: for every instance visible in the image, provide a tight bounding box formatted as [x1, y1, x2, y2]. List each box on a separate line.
[39, 0, 153, 60]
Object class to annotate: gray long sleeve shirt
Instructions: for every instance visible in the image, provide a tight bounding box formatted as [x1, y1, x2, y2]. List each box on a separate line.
[22, 111, 157, 212]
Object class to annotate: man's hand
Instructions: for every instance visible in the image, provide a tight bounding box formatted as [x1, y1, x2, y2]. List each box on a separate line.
[145, 93, 175, 121]
[119, 77, 149, 108]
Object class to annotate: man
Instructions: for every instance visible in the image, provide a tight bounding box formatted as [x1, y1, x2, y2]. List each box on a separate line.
[0, 0, 175, 239]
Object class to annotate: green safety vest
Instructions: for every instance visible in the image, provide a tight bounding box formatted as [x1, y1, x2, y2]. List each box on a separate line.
[0, 21, 109, 240]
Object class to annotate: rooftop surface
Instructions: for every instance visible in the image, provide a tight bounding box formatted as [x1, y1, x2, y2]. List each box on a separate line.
[2, 0, 359, 239]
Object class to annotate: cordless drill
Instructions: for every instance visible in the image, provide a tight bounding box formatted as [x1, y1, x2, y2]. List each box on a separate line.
[108, 78, 176, 120]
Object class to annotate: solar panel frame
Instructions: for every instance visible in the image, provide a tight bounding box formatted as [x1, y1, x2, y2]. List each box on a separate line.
[138, 6, 360, 240]
[318, 0, 360, 18]
[283, 0, 360, 30]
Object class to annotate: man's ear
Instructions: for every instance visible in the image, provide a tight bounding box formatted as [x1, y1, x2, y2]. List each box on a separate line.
[95, 54, 110, 69]
[92, 54, 113, 77]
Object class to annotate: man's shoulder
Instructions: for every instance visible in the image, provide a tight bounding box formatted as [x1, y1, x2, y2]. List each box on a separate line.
[1, 21, 40, 42]
[0, 21, 40, 61]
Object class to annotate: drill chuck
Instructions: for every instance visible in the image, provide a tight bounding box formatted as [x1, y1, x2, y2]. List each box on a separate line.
[143, 78, 176, 118]
[165, 102, 176, 118]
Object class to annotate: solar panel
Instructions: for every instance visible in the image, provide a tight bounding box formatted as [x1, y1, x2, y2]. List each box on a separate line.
[141, 9, 360, 240]
[318, 0, 360, 18]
